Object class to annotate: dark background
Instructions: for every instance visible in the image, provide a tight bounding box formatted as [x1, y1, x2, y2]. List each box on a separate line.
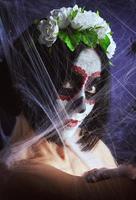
[0, 0, 136, 164]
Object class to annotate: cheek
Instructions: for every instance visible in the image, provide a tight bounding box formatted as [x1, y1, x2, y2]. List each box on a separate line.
[85, 102, 95, 113]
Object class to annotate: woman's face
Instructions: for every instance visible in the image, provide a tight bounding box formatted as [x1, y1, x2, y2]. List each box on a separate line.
[57, 48, 102, 137]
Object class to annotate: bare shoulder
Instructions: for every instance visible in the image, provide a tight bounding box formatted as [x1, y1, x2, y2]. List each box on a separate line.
[1, 162, 136, 200]
[1, 162, 90, 200]
[90, 139, 117, 168]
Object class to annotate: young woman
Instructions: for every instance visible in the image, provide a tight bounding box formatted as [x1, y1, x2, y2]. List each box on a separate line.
[0, 5, 116, 172]
[0, 4, 135, 200]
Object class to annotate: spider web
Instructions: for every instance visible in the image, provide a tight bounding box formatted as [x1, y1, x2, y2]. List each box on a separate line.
[0, 0, 136, 165]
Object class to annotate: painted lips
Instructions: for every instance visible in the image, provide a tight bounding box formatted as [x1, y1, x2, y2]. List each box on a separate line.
[66, 119, 79, 127]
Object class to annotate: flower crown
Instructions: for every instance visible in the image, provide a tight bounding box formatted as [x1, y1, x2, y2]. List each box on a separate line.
[37, 5, 116, 59]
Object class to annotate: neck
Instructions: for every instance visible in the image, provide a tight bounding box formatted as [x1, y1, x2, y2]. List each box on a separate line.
[61, 126, 81, 142]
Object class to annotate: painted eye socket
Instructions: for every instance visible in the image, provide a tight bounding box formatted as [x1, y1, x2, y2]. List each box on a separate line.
[85, 85, 96, 99]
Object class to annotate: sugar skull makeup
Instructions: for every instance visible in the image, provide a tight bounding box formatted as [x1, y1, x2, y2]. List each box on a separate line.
[57, 48, 102, 136]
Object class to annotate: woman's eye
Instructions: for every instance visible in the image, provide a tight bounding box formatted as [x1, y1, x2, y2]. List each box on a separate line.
[63, 81, 73, 89]
[86, 86, 96, 94]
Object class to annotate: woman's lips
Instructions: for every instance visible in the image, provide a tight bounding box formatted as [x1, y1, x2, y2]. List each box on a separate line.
[66, 119, 80, 127]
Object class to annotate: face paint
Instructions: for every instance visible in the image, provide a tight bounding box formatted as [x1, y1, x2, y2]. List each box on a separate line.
[57, 48, 102, 139]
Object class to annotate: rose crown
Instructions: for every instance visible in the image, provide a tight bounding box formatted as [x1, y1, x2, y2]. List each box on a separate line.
[37, 5, 116, 59]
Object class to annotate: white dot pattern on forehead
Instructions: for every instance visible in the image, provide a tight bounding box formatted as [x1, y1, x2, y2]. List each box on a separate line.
[73, 48, 101, 76]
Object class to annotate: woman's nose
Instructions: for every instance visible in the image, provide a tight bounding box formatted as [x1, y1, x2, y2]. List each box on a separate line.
[74, 96, 86, 113]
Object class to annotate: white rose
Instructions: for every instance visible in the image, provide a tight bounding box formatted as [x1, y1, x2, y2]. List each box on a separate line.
[38, 17, 59, 47]
[70, 11, 104, 30]
[71, 11, 91, 30]
[51, 7, 72, 29]
[87, 12, 104, 27]
[96, 21, 111, 39]
[106, 34, 116, 59]
[39, 34, 57, 47]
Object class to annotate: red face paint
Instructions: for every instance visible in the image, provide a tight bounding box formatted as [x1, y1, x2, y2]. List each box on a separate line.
[59, 95, 73, 101]
[91, 71, 101, 78]
[73, 66, 88, 81]
[85, 99, 96, 105]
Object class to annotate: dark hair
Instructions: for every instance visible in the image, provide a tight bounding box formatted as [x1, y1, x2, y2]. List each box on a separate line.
[1, 22, 110, 151]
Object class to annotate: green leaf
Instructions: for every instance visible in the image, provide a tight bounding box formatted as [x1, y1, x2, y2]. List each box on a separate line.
[81, 7, 85, 13]
[69, 9, 78, 20]
[109, 31, 113, 36]
[56, 16, 60, 23]
[58, 31, 75, 51]
[109, 61, 114, 66]
[96, 10, 100, 16]
[94, 25, 102, 30]
[58, 28, 101, 52]
[77, 26, 84, 31]
[81, 30, 98, 48]
[70, 31, 81, 47]
[99, 35, 110, 52]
